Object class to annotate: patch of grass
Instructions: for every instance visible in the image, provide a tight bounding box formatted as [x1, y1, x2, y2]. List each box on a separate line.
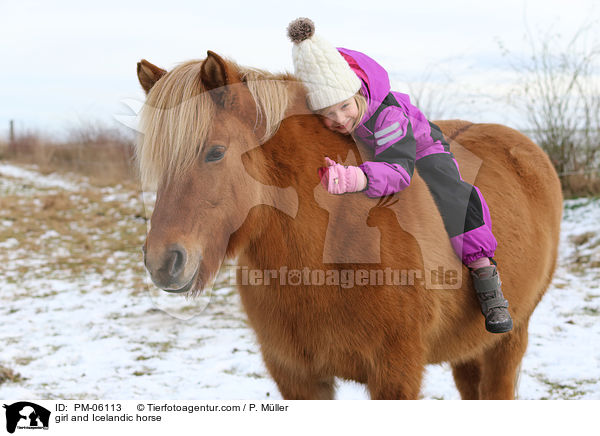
[535, 375, 596, 399]
[568, 260, 596, 275]
[589, 238, 600, 250]
[245, 372, 265, 379]
[135, 355, 152, 361]
[14, 356, 34, 366]
[146, 341, 174, 353]
[563, 199, 592, 211]
[49, 345, 64, 353]
[0, 365, 24, 385]
[582, 306, 600, 316]
[32, 290, 59, 299]
[570, 231, 597, 246]
[133, 367, 153, 377]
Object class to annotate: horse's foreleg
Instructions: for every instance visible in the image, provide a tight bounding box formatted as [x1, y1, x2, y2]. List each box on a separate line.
[451, 357, 483, 400]
[367, 362, 424, 400]
[367, 336, 425, 400]
[263, 355, 335, 400]
[479, 320, 529, 400]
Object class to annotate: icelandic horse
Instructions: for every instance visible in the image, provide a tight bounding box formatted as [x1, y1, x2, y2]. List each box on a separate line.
[136, 52, 562, 399]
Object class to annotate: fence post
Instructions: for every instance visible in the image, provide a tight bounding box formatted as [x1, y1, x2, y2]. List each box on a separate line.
[9, 120, 14, 143]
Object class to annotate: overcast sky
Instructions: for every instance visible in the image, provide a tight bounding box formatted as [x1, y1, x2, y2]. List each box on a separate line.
[1, 0, 598, 139]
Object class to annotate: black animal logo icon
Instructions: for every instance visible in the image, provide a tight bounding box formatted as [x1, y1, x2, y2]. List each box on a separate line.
[3, 402, 50, 434]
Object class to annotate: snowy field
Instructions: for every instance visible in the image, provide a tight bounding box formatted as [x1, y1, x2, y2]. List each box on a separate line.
[0, 162, 598, 400]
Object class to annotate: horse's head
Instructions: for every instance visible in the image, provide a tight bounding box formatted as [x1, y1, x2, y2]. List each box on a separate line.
[137, 52, 293, 294]
[366, 195, 400, 228]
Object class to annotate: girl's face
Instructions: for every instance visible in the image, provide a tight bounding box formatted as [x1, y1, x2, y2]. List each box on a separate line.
[321, 98, 359, 135]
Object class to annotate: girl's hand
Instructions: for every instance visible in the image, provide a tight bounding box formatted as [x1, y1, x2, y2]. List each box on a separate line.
[318, 157, 367, 194]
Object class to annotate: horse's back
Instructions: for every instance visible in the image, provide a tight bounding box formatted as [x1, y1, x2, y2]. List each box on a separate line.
[423, 120, 563, 363]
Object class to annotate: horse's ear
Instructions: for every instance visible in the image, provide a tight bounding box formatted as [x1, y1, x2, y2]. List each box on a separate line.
[200, 50, 241, 107]
[137, 59, 166, 94]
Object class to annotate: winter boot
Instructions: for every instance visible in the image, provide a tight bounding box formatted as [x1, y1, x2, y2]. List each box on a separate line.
[470, 264, 513, 333]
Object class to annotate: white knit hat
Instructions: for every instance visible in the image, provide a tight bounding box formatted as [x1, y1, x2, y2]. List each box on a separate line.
[287, 18, 361, 111]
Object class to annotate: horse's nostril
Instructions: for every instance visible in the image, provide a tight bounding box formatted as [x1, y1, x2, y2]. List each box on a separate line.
[167, 246, 187, 278]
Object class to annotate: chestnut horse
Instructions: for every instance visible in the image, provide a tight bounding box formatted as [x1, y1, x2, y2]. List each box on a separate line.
[136, 52, 562, 399]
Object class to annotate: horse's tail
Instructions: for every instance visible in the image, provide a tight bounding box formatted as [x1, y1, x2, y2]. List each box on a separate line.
[513, 363, 523, 399]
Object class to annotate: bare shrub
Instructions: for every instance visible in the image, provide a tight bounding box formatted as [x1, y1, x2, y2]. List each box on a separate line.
[392, 58, 464, 120]
[62, 121, 137, 184]
[501, 22, 600, 196]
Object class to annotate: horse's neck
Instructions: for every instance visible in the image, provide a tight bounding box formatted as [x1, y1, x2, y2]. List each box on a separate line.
[240, 140, 325, 270]
[240, 82, 363, 269]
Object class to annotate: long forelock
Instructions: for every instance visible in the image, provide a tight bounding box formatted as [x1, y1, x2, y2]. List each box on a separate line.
[136, 58, 294, 189]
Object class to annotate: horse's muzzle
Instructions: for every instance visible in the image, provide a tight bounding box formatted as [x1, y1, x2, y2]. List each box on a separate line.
[144, 243, 199, 292]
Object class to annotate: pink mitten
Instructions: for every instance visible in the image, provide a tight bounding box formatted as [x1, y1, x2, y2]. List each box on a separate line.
[319, 157, 367, 194]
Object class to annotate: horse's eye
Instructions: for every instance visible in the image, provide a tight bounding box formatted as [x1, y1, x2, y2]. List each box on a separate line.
[205, 145, 226, 162]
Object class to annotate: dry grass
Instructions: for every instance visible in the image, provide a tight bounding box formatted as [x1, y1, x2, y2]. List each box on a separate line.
[0, 178, 149, 296]
[3, 123, 138, 186]
[0, 365, 23, 385]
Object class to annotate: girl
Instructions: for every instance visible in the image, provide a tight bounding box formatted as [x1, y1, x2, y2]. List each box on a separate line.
[287, 18, 512, 333]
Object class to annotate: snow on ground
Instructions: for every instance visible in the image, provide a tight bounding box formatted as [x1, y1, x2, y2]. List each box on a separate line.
[0, 163, 83, 192]
[0, 163, 598, 400]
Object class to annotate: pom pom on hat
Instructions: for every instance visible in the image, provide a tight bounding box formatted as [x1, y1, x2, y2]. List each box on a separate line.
[287, 17, 315, 43]
[286, 17, 361, 111]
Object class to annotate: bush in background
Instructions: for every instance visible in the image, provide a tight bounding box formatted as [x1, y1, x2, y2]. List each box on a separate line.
[501, 22, 600, 197]
[3, 122, 137, 186]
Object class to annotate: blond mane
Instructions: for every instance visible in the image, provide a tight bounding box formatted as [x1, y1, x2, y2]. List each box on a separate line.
[136, 59, 293, 189]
